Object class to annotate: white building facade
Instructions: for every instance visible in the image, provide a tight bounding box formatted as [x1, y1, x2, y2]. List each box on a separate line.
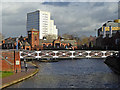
[27, 10, 58, 39]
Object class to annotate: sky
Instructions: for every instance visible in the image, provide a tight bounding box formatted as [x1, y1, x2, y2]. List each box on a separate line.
[1, 1, 119, 38]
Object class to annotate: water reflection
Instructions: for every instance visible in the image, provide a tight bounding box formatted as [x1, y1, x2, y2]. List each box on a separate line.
[9, 59, 120, 88]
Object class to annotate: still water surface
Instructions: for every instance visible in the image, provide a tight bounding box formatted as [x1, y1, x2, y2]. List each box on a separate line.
[9, 59, 120, 88]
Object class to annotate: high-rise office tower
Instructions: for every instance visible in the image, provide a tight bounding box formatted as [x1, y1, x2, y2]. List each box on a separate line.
[27, 10, 58, 39]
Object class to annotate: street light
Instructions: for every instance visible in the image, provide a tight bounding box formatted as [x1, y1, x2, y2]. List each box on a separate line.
[16, 36, 21, 50]
[95, 29, 97, 37]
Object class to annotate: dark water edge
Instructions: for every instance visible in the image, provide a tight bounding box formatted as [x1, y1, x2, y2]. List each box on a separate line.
[9, 59, 120, 88]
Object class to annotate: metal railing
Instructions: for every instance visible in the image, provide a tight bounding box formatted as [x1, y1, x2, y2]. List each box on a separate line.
[20, 50, 119, 59]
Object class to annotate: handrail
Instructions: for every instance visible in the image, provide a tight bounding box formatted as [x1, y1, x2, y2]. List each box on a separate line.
[0, 55, 14, 65]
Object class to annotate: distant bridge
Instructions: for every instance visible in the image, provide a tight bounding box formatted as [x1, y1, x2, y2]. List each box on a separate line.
[20, 50, 118, 59]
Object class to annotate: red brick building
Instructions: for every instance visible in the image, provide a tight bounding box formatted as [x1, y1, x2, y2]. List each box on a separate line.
[39, 37, 77, 50]
[1, 28, 78, 50]
[2, 36, 31, 50]
[0, 50, 21, 72]
[96, 31, 120, 50]
[28, 28, 39, 50]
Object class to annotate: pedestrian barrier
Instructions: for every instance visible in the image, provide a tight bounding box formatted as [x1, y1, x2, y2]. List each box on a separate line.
[20, 50, 118, 59]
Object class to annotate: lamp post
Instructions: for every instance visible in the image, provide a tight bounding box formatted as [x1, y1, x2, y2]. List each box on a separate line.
[16, 37, 18, 50]
[16, 36, 21, 50]
[95, 29, 97, 37]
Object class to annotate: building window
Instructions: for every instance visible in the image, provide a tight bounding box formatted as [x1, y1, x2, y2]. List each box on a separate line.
[35, 36, 37, 41]
[5, 56, 8, 60]
[115, 38, 120, 45]
[12, 44, 14, 47]
[43, 44, 46, 48]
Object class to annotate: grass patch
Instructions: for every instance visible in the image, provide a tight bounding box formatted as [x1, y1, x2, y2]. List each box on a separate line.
[0, 71, 13, 78]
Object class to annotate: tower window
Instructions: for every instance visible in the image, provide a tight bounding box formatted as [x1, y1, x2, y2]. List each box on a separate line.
[35, 36, 37, 40]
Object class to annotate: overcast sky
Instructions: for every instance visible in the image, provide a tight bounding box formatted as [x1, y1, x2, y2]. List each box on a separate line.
[1, 1, 118, 38]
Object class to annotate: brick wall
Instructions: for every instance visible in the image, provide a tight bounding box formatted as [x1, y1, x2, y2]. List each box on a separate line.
[0, 50, 21, 72]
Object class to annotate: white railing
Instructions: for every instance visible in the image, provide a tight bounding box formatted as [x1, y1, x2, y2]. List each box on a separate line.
[20, 50, 119, 59]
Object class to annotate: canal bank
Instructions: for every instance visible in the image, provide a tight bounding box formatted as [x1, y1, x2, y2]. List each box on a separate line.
[1, 62, 39, 89]
[9, 59, 120, 88]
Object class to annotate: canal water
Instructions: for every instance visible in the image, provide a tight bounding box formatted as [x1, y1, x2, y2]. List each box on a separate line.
[9, 59, 120, 88]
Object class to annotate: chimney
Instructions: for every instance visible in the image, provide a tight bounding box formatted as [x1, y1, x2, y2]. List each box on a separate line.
[2, 40, 5, 43]
[24, 38, 26, 40]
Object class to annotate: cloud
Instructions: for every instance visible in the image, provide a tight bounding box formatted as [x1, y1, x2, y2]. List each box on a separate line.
[2, 2, 118, 38]
[42, 2, 70, 6]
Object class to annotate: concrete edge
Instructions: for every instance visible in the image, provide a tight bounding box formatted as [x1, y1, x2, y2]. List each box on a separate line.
[1, 63, 39, 89]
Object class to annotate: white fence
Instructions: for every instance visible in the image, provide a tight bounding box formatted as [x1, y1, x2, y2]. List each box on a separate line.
[20, 50, 118, 59]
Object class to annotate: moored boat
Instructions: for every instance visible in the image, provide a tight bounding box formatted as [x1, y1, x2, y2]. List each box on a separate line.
[40, 59, 58, 62]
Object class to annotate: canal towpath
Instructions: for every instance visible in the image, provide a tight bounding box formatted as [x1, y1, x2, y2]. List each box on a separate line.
[1, 61, 39, 89]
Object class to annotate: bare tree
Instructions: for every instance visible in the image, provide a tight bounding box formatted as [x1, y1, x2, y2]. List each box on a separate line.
[62, 33, 73, 40]
[44, 34, 57, 39]
[80, 35, 89, 46]
[0, 32, 4, 41]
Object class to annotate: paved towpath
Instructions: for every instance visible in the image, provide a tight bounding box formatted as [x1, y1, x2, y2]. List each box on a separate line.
[2, 62, 38, 88]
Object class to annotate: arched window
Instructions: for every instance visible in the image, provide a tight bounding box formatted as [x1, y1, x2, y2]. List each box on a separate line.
[43, 44, 46, 48]
[35, 36, 37, 41]
[5, 56, 8, 60]
[61, 44, 64, 48]
[48, 44, 52, 48]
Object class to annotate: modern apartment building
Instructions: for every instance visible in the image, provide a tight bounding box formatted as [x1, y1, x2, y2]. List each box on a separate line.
[27, 10, 58, 39]
[98, 19, 120, 38]
[49, 20, 54, 35]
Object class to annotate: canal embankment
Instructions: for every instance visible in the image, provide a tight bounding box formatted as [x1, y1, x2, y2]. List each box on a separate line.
[1, 62, 39, 89]
[9, 59, 120, 88]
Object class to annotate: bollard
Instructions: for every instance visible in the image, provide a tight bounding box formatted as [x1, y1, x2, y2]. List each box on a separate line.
[16, 68, 17, 73]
